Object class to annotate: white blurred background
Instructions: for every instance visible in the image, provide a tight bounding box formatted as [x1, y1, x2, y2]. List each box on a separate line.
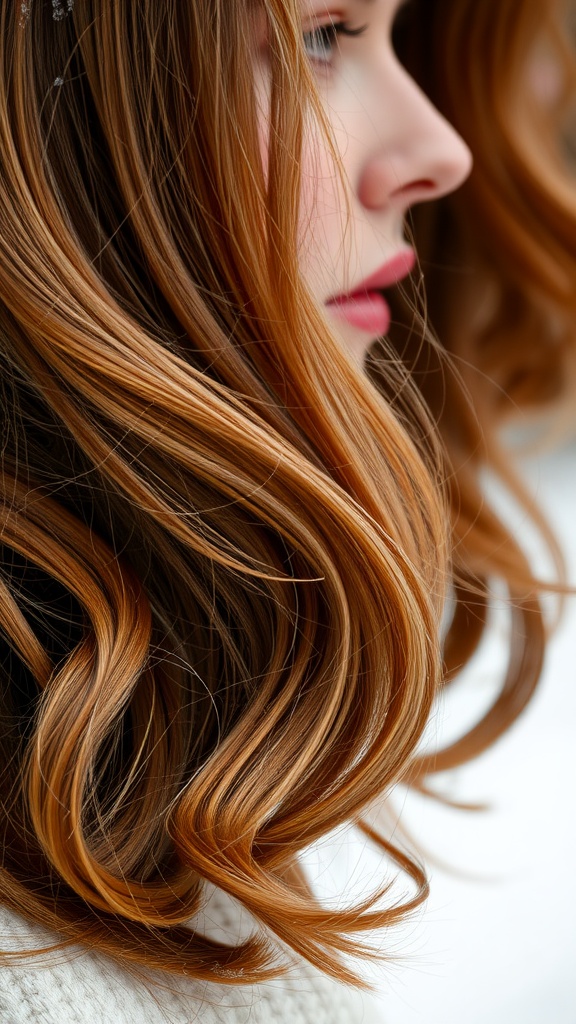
[305, 437, 576, 1023]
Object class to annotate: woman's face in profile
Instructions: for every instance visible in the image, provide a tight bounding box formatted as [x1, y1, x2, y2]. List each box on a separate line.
[254, 0, 473, 362]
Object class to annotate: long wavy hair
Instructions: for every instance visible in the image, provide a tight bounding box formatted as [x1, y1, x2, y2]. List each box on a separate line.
[0, 0, 574, 988]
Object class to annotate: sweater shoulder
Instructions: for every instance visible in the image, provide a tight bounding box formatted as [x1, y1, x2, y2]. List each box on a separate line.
[0, 903, 382, 1024]
[0, 903, 236, 1024]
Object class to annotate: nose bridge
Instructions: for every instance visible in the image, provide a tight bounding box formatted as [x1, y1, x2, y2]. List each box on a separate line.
[357, 58, 473, 209]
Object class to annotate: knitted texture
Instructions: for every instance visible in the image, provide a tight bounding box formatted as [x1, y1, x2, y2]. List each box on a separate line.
[0, 893, 384, 1024]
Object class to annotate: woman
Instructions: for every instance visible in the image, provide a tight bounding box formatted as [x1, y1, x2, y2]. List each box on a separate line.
[0, 0, 574, 1021]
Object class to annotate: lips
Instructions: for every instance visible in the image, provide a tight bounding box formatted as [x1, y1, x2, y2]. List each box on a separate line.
[325, 249, 416, 337]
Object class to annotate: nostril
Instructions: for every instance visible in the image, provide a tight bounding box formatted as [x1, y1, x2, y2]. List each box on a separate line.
[391, 178, 436, 200]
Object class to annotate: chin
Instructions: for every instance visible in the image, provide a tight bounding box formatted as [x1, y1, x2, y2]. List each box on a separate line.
[330, 319, 375, 366]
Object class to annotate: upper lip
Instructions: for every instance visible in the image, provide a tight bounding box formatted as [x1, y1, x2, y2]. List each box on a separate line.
[326, 248, 416, 302]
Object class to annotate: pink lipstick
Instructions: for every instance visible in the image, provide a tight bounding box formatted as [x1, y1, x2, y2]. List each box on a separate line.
[325, 249, 416, 337]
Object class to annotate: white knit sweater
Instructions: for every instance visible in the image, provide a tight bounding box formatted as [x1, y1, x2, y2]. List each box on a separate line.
[0, 890, 384, 1023]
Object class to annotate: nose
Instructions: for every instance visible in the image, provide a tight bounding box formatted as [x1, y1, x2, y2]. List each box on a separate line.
[356, 64, 473, 212]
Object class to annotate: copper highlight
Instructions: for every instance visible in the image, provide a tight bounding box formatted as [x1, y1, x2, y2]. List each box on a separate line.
[0, 0, 574, 990]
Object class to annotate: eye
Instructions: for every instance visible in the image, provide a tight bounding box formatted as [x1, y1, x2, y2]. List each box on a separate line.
[302, 21, 367, 67]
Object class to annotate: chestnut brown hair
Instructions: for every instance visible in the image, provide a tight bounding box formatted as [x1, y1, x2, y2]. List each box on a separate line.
[0, 0, 574, 987]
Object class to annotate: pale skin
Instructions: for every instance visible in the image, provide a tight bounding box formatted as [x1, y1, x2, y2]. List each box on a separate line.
[254, 0, 473, 362]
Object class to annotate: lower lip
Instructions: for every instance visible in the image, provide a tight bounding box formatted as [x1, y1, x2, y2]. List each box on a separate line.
[325, 291, 391, 337]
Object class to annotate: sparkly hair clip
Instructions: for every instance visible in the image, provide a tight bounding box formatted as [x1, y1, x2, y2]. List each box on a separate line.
[52, 0, 74, 19]
[17, 1, 76, 83]
[19, 0, 74, 25]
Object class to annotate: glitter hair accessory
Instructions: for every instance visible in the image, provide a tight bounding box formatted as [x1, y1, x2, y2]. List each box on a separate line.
[18, 1, 76, 83]
[19, 0, 74, 25]
[52, 0, 74, 19]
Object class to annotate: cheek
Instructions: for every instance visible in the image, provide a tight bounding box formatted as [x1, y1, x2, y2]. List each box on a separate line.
[253, 68, 273, 180]
[257, 126, 269, 184]
[297, 132, 353, 298]
[253, 65, 356, 301]
[255, 102, 345, 296]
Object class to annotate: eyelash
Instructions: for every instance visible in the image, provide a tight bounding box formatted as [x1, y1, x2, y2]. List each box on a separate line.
[302, 21, 368, 66]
